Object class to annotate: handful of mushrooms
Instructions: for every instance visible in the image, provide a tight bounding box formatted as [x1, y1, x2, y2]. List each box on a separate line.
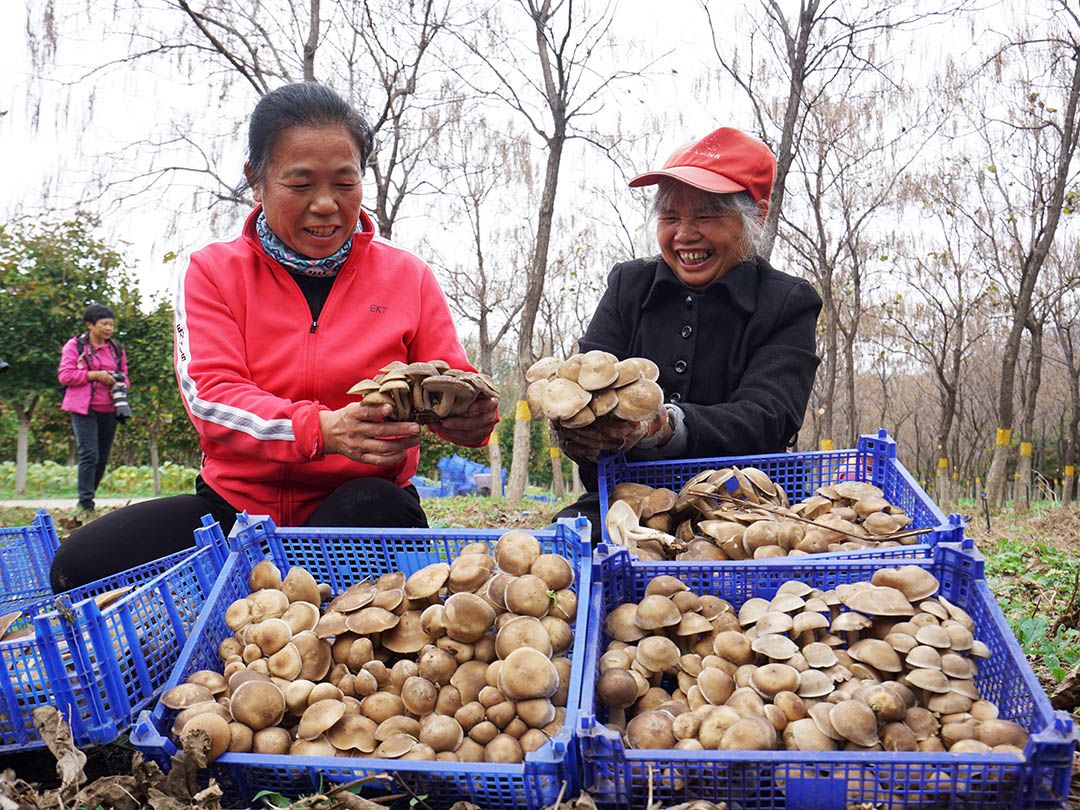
[525, 352, 665, 454]
[347, 360, 499, 423]
[597, 566, 1028, 758]
[162, 530, 577, 764]
[607, 467, 920, 560]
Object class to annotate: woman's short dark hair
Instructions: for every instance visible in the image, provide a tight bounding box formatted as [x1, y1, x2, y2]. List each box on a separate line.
[242, 82, 375, 190]
[83, 304, 114, 324]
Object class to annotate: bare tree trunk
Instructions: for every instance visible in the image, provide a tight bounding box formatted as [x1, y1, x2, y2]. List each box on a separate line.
[550, 453, 565, 496]
[487, 437, 503, 498]
[150, 428, 162, 496]
[303, 0, 320, 81]
[13, 395, 38, 496]
[14, 408, 30, 496]
[571, 461, 582, 494]
[986, 48, 1080, 507]
[508, 126, 567, 503]
[1015, 322, 1044, 514]
[508, 411, 532, 501]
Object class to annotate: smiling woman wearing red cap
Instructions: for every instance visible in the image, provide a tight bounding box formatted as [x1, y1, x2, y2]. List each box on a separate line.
[553, 127, 823, 541]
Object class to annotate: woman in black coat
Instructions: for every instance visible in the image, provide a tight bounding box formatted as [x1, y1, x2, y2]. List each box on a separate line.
[554, 126, 823, 540]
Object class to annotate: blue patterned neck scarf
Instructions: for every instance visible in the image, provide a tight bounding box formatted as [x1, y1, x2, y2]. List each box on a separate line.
[256, 211, 360, 278]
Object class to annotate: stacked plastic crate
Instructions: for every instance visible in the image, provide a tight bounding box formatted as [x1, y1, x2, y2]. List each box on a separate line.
[133, 514, 594, 810]
[576, 429, 1077, 809]
[0, 513, 227, 750]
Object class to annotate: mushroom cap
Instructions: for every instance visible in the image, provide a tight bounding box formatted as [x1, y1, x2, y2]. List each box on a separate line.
[635, 595, 681, 630]
[298, 699, 346, 740]
[784, 717, 837, 751]
[849, 638, 903, 672]
[597, 668, 639, 712]
[180, 712, 231, 762]
[542, 378, 592, 420]
[829, 701, 879, 747]
[840, 586, 914, 616]
[230, 680, 285, 731]
[345, 606, 400, 635]
[162, 683, 214, 710]
[495, 530, 542, 576]
[612, 379, 664, 421]
[281, 567, 321, 605]
[498, 648, 559, 700]
[327, 713, 377, 753]
[636, 635, 681, 673]
[577, 350, 620, 391]
[382, 611, 432, 654]
[625, 710, 676, 749]
[526, 357, 561, 383]
[750, 663, 801, 698]
[872, 567, 940, 601]
[444, 593, 496, 643]
[406, 563, 451, 600]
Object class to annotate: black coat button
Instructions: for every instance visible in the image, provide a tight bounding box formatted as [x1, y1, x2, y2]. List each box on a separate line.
[681, 325, 693, 339]
[685, 295, 694, 307]
[669, 392, 682, 403]
[674, 360, 688, 374]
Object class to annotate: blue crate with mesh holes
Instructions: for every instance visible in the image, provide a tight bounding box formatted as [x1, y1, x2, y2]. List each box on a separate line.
[0, 509, 60, 610]
[0, 516, 227, 752]
[577, 543, 1077, 810]
[596, 428, 965, 563]
[131, 514, 594, 810]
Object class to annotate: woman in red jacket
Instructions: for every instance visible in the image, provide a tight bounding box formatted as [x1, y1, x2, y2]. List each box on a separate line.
[51, 83, 498, 590]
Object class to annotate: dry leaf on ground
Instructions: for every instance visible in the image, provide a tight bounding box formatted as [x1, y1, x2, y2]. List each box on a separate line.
[31, 706, 87, 793]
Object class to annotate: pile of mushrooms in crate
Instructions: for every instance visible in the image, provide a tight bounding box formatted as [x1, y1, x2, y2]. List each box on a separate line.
[607, 466, 924, 560]
[161, 531, 577, 764]
[597, 566, 1029, 755]
[347, 360, 499, 422]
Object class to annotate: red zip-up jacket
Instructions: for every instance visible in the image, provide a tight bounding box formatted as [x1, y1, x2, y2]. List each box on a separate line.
[174, 207, 477, 525]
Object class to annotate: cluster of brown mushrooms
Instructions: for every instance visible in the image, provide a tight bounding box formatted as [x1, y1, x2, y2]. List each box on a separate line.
[596, 566, 1028, 758]
[525, 352, 665, 445]
[607, 467, 919, 560]
[161, 531, 577, 764]
[347, 360, 499, 423]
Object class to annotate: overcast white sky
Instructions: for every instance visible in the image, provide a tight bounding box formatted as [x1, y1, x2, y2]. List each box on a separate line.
[1, 0, 737, 300]
[0, 0, 1024, 306]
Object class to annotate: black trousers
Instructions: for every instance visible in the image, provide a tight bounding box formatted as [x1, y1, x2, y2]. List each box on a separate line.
[70, 410, 119, 509]
[49, 476, 428, 592]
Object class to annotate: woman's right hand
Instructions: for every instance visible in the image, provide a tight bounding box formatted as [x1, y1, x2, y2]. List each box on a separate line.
[88, 370, 115, 386]
[320, 402, 421, 467]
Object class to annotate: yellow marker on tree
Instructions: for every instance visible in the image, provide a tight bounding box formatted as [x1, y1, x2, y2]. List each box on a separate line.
[549, 447, 561, 459]
[819, 438, 834, 451]
[1066, 465, 1075, 477]
[1019, 442, 1032, 457]
[515, 399, 532, 421]
[996, 428, 1012, 446]
[938, 457, 948, 470]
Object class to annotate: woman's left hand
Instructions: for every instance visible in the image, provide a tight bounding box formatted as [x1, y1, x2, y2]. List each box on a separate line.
[437, 397, 500, 446]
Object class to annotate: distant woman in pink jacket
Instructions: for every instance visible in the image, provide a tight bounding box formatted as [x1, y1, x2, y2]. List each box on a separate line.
[57, 304, 130, 512]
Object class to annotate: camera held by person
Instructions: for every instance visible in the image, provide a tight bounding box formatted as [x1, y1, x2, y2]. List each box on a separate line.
[110, 371, 132, 422]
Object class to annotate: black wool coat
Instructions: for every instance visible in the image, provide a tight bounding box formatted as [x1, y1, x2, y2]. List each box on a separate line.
[576, 254, 823, 490]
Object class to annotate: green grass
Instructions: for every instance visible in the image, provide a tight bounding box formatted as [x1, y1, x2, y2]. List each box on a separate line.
[983, 535, 1080, 682]
[0, 461, 198, 499]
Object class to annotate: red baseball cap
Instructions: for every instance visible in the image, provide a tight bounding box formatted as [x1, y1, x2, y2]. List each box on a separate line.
[629, 127, 776, 204]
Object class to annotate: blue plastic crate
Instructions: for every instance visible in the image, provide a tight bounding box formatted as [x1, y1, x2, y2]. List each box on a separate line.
[596, 428, 964, 562]
[577, 544, 1077, 810]
[131, 515, 594, 810]
[0, 516, 227, 752]
[0, 509, 60, 610]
